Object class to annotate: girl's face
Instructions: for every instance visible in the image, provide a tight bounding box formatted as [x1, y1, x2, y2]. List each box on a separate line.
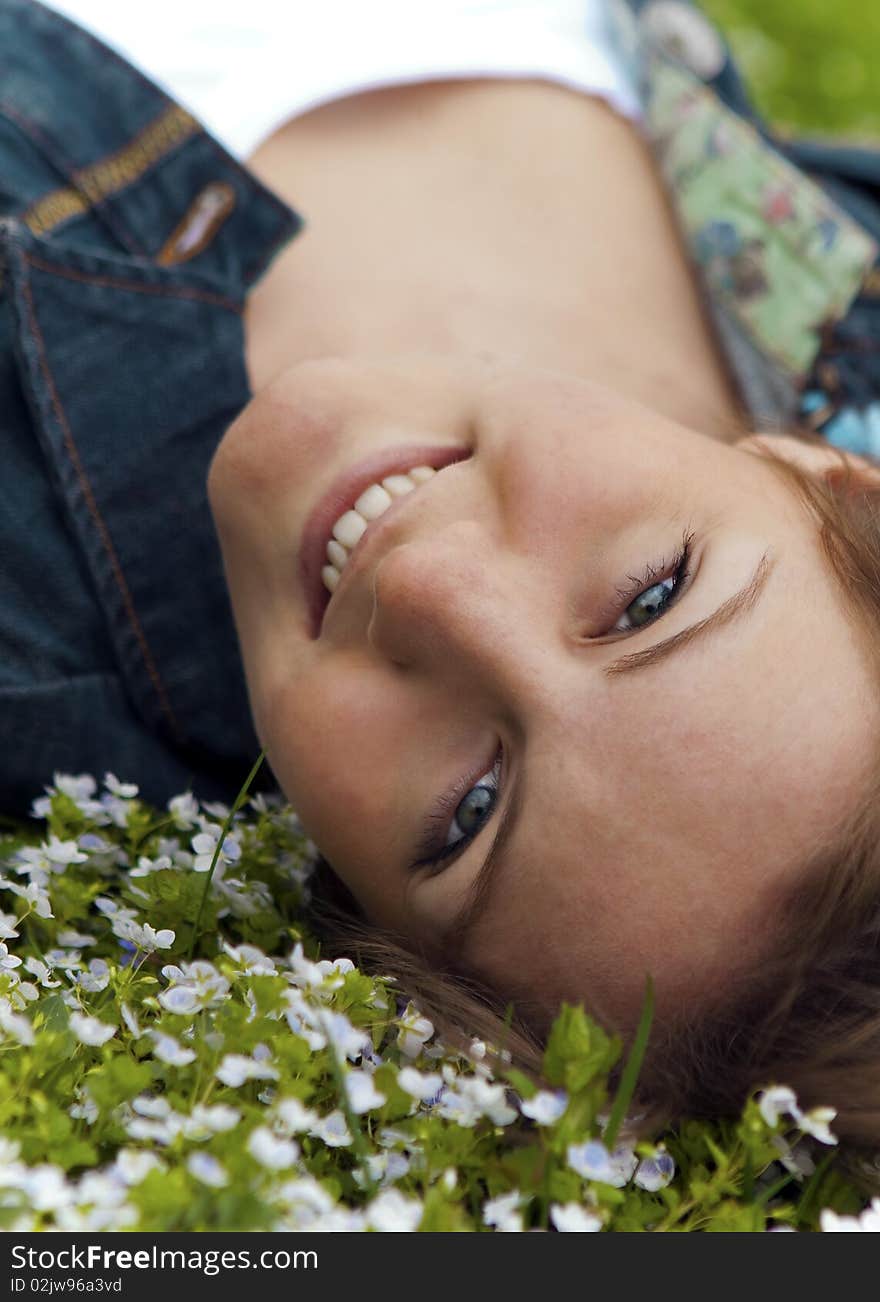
[208, 354, 879, 1028]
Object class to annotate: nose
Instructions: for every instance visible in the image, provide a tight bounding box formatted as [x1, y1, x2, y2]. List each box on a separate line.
[367, 519, 534, 690]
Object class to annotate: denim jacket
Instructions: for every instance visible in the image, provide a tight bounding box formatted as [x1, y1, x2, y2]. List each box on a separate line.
[0, 0, 878, 819]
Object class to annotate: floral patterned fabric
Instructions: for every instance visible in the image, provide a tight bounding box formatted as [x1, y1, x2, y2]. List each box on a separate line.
[614, 0, 880, 448]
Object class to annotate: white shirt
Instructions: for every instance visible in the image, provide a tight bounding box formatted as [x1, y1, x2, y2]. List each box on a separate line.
[42, 0, 642, 159]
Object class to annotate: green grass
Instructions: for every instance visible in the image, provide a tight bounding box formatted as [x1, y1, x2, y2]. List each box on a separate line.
[700, 0, 880, 139]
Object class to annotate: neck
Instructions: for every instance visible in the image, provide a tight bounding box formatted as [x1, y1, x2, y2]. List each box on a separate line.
[244, 79, 746, 442]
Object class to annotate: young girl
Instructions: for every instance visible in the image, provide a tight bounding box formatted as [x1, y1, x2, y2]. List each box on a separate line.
[5, 0, 880, 1146]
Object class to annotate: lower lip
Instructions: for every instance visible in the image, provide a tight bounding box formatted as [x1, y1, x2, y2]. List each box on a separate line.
[299, 443, 469, 637]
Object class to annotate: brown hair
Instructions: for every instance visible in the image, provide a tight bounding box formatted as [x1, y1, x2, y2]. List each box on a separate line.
[305, 434, 880, 1181]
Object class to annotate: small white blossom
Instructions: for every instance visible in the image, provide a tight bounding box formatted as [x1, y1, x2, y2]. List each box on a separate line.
[0, 943, 21, 971]
[520, 1090, 568, 1126]
[103, 772, 139, 798]
[158, 986, 200, 1015]
[757, 1086, 838, 1146]
[0, 912, 19, 941]
[0, 999, 35, 1045]
[821, 1199, 880, 1232]
[69, 1013, 116, 1047]
[550, 1202, 603, 1232]
[567, 1140, 638, 1187]
[119, 1003, 141, 1038]
[275, 1098, 319, 1133]
[396, 1003, 434, 1057]
[365, 1189, 423, 1232]
[215, 1053, 279, 1087]
[345, 1070, 386, 1114]
[191, 827, 242, 873]
[149, 1032, 196, 1066]
[187, 1104, 241, 1135]
[20, 1165, 73, 1212]
[397, 1067, 444, 1102]
[24, 957, 60, 988]
[187, 1153, 229, 1187]
[309, 1110, 353, 1148]
[55, 929, 95, 948]
[77, 959, 110, 993]
[168, 792, 200, 829]
[112, 1150, 164, 1185]
[483, 1190, 526, 1232]
[634, 1151, 676, 1192]
[247, 1126, 299, 1170]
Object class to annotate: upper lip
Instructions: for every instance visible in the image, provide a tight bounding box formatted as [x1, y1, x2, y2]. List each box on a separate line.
[299, 443, 469, 637]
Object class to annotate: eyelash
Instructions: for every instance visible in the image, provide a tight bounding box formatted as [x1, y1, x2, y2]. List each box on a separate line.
[413, 529, 696, 873]
[610, 528, 695, 633]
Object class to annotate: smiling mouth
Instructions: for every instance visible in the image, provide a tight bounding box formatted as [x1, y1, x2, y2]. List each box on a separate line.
[299, 444, 470, 637]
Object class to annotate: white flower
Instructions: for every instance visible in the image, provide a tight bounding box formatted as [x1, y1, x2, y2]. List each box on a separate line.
[168, 792, 200, 829]
[0, 943, 21, 971]
[483, 1190, 526, 1232]
[129, 854, 174, 879]
[24, 957, 60, 988]
[117, 921, 175, 953]
[757, 1086, 838, 1146]
[634, 1151, 676, 1192]
[56, 929, 95, 948]
[215, 1053, 279, 1087]
[112, 1150, 164, 1185]
[248, 1126, 300, 1170]
[103, 772, 139, 798]
[187, 1153, 229, 1188]
[9, 882, 52, 919]
[821, 1199, 880, 1232]
[0, 1000, 34, 1045]
[345, 1070, 386, 1114]
[397, 1066, 444, 1102]
[191, 827, 242, 873]
[438, 1076, 517, 1128]
[159, 960, 228, 1012]
[149, 1032, 196, 1066]
[359, 1151, 411, 1189]
[520, 1090, 568, 1126]
[396, 1002, 434, 1057]
[275, 1176, 335, 1226]
[550, 1202, 603, 1232]
[287, 942, 352, 991]
[320, 1010, 370, 1062]
[0, 912, 19, 941]
[158, 986, 200, 1015]
[275, 1098, 319, 1133]
[365, 1189, 423, 1232]
[309, 1110, 353, 1148]
[188, 1104, 241, 1134]
[567, 1140, 638, 1187]
[20, 1165, 73, 1212]
[799, 1107, 838, 1146]
[77, 959, 110, 993]
[221, 942, 276, 974]
[132, 1096, 172, 1119]
[69, 1013, 116, 1047]
[44, 837, 89, 870]
[52, 773, 97, 802]
[758, 1086, 799, 1129]
[119, 1003, 141, 1038]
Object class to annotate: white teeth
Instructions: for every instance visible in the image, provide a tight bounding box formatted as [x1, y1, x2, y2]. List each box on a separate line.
[382, 474, 416, 497]
[326, 539, 348, 569]
[332, 510, 368, 548]
[321, 463, 446, 595]
[354, 483, 393, 519]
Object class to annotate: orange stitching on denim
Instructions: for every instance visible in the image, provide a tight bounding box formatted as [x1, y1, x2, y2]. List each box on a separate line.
[22, 104, 200, 237]
[25, 254, 242, 314]
[17, 267, 185, 746]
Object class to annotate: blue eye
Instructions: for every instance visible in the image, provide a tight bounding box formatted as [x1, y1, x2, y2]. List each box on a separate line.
[413, 752, 502, 872]
[612, 532, 694, 634]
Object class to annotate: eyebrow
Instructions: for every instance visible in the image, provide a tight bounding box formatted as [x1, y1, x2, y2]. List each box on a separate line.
[437, 549, 775, 955]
